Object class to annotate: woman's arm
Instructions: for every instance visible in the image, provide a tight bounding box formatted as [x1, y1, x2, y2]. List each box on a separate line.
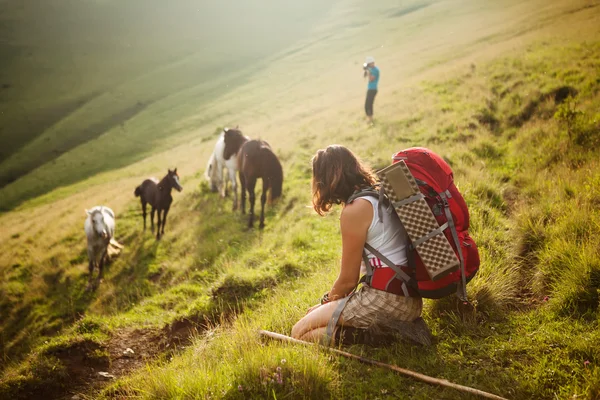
[328, 199, 373, 300]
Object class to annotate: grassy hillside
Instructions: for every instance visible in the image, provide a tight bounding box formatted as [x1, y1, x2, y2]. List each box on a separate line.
[1, 0, 600, 398]
[0, 0, 333, 207]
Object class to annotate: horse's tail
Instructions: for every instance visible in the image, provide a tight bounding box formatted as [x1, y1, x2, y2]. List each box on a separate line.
[108, 238, 124, 257]
[205, 152, 220, 191]
[109, 238, 124, 249]
[204, 153, 214, 181]
[134, 185, 142, 197]
[269, 152, 284, 202]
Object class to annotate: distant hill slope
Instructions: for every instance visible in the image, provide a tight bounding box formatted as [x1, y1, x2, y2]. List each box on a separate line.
[0, 0, 333, 195]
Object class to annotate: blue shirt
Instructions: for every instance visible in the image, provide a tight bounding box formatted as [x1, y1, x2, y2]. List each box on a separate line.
[367, 66, 380, 90]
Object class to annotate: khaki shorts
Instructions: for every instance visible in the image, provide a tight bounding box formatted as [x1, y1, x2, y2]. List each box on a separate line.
[340, 285, 422, 330]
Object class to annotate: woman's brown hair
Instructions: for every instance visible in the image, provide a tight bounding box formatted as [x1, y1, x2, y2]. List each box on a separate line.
[311, 145, 377, 215]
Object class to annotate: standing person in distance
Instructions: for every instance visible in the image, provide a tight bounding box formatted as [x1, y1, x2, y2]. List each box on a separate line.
[363, 56, 379, 125]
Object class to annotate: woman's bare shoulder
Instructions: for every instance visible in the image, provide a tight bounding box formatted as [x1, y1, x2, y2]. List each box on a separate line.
[341, 199, 373, 225]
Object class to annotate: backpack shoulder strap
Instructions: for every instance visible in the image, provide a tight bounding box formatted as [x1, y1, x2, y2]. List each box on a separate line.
[347, 185, 390, 223]
[347, 188, 379, 204]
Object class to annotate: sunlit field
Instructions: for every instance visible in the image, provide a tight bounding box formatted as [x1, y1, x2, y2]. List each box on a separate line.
[1, 0, 600, 399]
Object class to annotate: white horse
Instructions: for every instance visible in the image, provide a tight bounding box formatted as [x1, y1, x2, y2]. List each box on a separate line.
[205, 152, 219, 193]
[206, 127, 244, 210]
[84, 206, 120, 288]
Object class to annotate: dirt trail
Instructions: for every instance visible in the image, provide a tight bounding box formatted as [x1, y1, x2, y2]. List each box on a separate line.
[59, 318, 202, 400]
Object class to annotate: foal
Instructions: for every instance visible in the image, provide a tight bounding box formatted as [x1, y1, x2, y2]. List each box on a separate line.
[134, 168, 183, 239]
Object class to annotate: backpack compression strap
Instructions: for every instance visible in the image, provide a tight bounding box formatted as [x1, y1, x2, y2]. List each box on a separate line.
[323, 296, 351, 346]
[364, 243, 416, 296]
[439, 190, 468, 301]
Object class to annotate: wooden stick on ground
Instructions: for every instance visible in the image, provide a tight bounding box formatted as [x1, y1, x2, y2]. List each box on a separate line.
[258, 330, 509, 400]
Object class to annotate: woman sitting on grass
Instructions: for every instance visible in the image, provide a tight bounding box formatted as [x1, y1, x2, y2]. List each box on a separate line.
[291, 145, 428, 345]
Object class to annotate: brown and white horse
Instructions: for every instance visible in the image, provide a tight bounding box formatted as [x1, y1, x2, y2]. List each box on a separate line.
[206, 127, 248, 210]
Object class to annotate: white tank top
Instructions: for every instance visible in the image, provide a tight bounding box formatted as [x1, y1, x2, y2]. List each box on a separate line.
[356, 196, 409, 267]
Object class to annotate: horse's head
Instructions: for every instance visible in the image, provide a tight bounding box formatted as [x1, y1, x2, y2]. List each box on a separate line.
[223, 127, 246, 160]
[167, 168, 183, 192]
[87, 207, 109, 239]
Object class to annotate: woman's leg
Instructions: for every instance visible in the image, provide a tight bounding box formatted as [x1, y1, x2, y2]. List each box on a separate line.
[291, 301, 345, 342]
[298, 327, 328, 342]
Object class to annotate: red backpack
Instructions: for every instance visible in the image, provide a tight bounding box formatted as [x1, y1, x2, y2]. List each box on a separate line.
[351, 147, 480, 299]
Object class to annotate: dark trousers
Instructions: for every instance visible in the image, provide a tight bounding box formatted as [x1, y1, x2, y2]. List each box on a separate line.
[365, 89, 378, 117]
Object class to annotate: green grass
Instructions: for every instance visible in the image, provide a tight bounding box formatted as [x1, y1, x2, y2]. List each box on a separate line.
[2, 0, 600, 399]
[0, 154, 343, 399]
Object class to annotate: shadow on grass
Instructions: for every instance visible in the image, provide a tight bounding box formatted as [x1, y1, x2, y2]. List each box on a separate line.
[190, 183, 264, 269]
[106, 234, 161, 311]
[0, 268, 98, 371]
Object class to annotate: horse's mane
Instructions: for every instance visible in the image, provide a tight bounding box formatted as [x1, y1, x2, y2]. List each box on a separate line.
[89, 206, 111, 218]
[224, 127, 244, 138]
[158, 171, 175, 191]
[223, 128, 248, 159]
[156, 175, 166, 190]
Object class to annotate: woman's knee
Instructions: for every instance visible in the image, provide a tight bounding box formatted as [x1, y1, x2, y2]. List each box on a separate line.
[291, 320, 302, 339]
[292, 315, 313, 339]
[292, 301, 342, 340]
[299, 327, 327, 343]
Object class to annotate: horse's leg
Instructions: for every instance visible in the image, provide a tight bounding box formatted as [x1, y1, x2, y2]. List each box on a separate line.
[87, 247, 95, 285]
[161, 207, 170, 235]
[209, 156, 219, 192]
[142, 200, 147, 230]
[156, 209, 162, 240]
[97, 247, 108, 282]
[150, 206, 156, 232]
[259, 179, 268, 229]
[229, 168, 238, 211]
[224, 167, 229, 198]
[218, 164, 226, 198]
[239, 172, 246, 215]
[247, 177, 257, 228]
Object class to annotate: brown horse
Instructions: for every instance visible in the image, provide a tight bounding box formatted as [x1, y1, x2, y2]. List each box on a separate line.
[134, 168, 183, 239]
[224, 130, 283, 228]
